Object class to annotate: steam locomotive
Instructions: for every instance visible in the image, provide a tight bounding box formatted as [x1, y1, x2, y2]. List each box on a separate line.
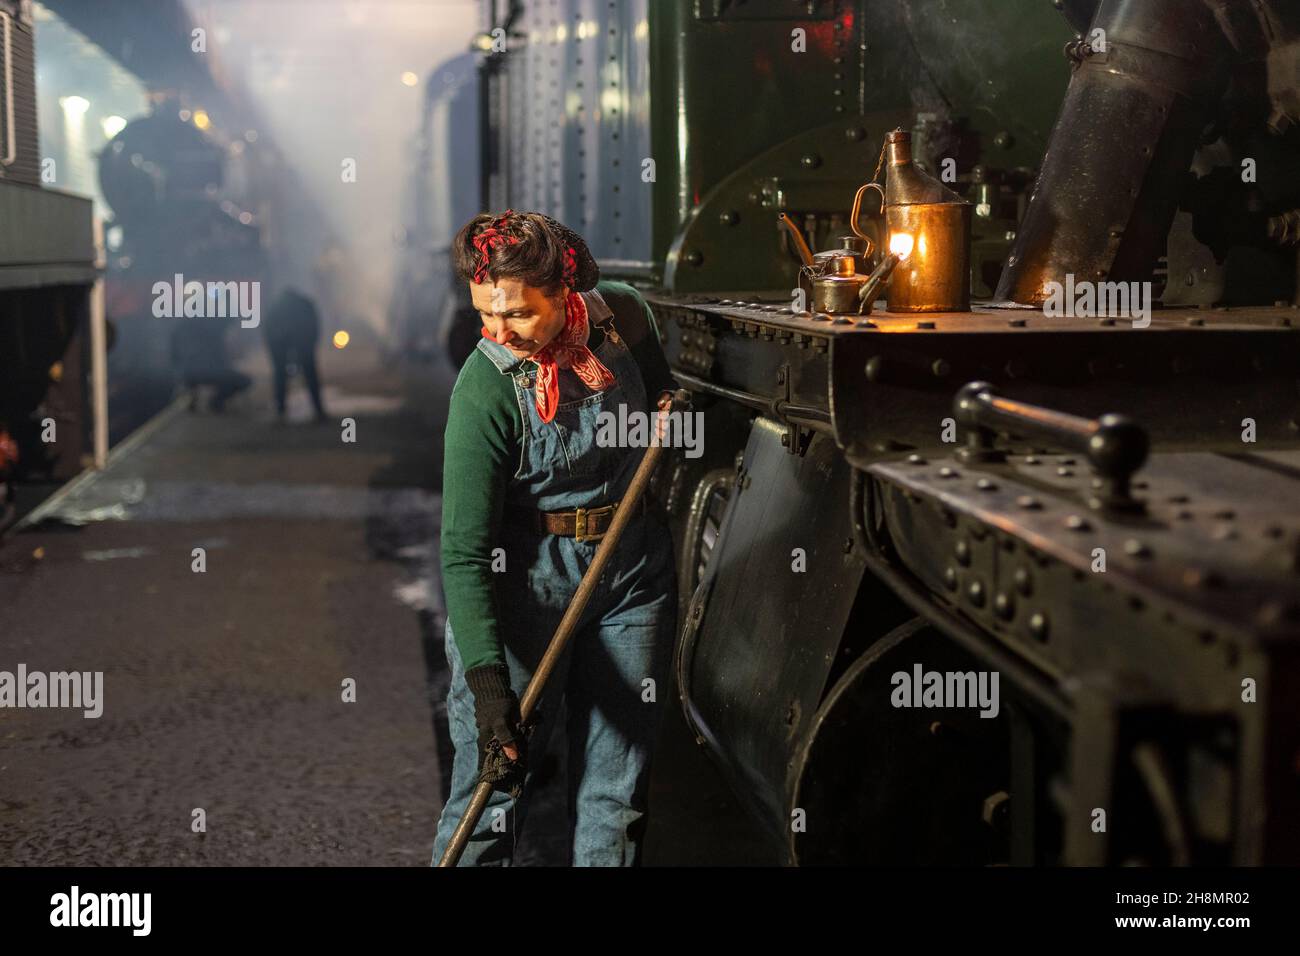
[443, 0, 1300, 865]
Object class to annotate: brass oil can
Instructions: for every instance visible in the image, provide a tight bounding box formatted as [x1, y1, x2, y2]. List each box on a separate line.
[852, 129, 972, 313]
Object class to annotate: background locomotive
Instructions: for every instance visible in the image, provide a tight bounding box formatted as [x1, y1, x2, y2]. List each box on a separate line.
[444, 0, 1300, 866]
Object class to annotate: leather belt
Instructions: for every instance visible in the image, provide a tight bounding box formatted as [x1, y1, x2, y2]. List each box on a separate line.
[514, 498, 642, 542]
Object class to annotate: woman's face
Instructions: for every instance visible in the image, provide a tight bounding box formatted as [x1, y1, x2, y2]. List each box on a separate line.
[470, 277, 566, 359]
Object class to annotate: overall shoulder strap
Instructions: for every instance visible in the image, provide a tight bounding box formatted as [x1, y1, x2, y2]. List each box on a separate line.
[590, 284, 653, 348]
[588, 283, 676, 399]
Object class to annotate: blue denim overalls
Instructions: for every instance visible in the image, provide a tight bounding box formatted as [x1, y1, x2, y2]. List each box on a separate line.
[432, 289, 678, 866]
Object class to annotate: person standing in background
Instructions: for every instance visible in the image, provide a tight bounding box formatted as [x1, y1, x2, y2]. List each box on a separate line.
[263, 287, 327, 423]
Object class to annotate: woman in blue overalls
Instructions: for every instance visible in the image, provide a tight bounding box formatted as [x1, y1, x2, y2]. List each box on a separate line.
[431, 211, 678, 866]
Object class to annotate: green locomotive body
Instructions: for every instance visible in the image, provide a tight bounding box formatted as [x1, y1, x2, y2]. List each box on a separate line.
[474, 0, 1300, 865]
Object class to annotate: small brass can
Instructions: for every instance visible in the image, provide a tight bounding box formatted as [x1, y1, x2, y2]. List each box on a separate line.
[886, 201, 972, 313]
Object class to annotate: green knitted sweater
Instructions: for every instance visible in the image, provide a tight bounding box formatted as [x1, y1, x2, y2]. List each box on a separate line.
[440, 280, 675, 673]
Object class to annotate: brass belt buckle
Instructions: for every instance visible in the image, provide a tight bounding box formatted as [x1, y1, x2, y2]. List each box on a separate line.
[574, 503, 616, 543]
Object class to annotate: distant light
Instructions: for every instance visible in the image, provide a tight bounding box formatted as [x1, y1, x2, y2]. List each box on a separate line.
[101, 115, 127, 139]
[890, 232, 915, 260]
[238, 211, 253, 225]
[193, 109, 211, 130]
[60, 95, 90, 116]
[472, 32, 495, 52]
[178, 108, 192, 122]
[555, 25, 567, 41]
[245, 130, 259, 143]
[229, 140, 245, 156]
[401, 71, 419, 87]
[332, 331, 350, 349]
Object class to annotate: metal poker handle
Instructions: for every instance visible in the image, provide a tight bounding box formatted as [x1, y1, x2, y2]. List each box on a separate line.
[438, 388, 691, 867]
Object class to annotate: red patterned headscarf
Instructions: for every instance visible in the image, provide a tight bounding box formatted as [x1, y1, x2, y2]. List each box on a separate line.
[471, 210, 615, 423]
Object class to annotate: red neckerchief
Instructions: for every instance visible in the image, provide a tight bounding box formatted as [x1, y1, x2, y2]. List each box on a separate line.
[471, 212, 616, 423]
[480, 288, 615, 423]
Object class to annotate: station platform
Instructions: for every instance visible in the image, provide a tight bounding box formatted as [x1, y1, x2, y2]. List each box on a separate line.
[0, 345, 767, 866]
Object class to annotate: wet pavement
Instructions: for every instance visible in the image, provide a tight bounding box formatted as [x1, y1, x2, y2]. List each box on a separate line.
[0, 343, 770, 866]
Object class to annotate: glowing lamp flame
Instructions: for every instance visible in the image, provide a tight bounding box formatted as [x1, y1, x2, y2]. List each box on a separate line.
[332, 331, 350, 349]
[60, 95, 90, 116]
[101, 115, 127, 139]
[889, 232, 915, 260]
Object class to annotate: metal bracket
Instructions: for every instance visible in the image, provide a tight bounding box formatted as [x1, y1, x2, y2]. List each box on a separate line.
[775, 364, 811, 455]
[696, 0, 835, 22]
[751, 176, 786, 210]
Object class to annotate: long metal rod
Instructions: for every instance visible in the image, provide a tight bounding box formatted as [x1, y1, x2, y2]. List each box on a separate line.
[672, 371, 832, 431]
[2, 13, 15, 167]
[90, 216, 108, 468]
[438, 390, 689, 867]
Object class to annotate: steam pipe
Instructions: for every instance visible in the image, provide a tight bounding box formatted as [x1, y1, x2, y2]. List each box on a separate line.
[995, 0, 1233, 305]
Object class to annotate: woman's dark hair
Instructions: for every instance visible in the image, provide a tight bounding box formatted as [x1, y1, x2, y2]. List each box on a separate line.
[452, 211, 600, 295]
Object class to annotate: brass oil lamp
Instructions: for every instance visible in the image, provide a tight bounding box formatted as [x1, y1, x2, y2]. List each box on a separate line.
[851, 129, 972, 313]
